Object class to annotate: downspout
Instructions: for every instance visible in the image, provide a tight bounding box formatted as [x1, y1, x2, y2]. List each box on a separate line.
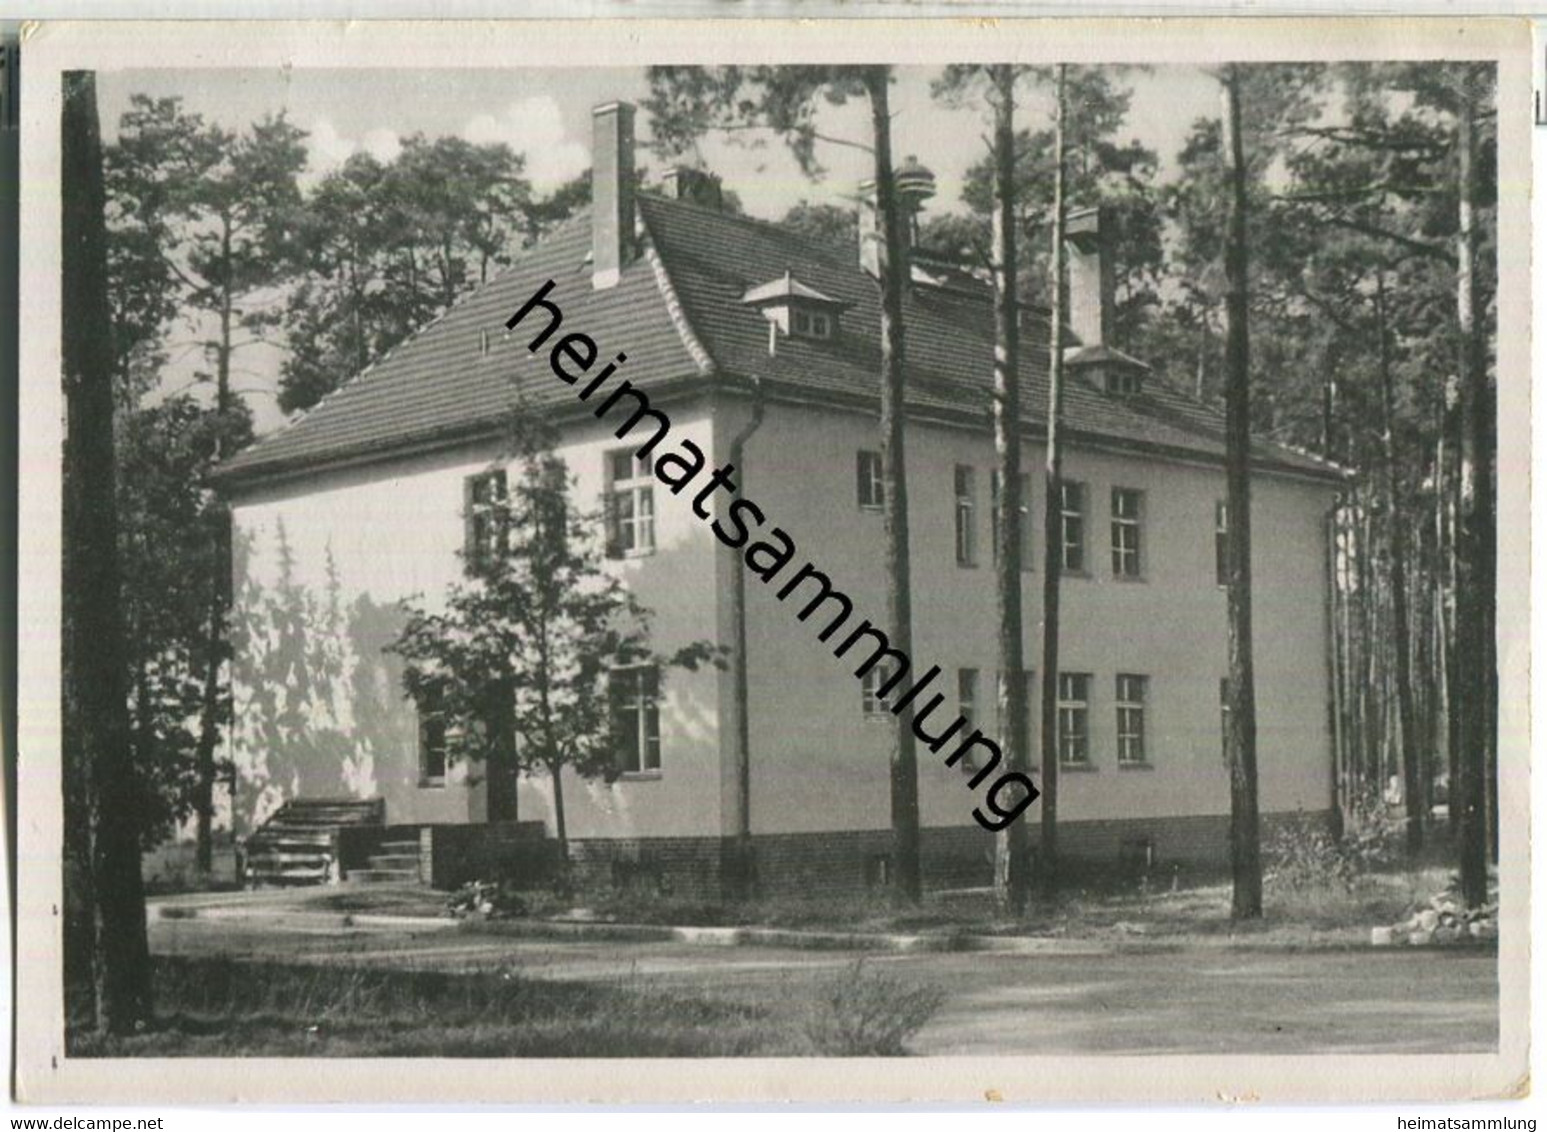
[726, 377, 765, 901]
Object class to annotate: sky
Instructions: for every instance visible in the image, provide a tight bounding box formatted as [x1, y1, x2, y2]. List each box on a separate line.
[96, 65, 1223, 433]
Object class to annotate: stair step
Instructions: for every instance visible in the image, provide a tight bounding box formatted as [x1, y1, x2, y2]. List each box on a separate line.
[246, 850, 329, 865]
[243, 797, 385, 890]
[378, 840, 420, 854]
[349, 868, 418, 884]
[248, 866, 331, 882]
[368, 854, 420, 869]
[249, 836, 335, 852]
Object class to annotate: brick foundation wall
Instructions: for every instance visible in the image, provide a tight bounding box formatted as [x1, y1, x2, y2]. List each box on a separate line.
[429, 810, 1336, 897]
[565, 836, 728, 900]
[421, 821, 556, 889]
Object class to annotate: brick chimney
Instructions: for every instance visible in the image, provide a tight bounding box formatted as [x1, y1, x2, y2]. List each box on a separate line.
[592, 102, 635, 290]
[1065, 205, 1114, 347]
[663, 165, 724, 211]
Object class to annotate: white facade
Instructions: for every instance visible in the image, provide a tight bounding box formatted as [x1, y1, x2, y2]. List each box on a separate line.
[226, 386, 1338, 845]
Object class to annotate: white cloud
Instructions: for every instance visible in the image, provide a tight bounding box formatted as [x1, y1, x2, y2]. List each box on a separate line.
[361, 128, 403, 164]
[461, 95, 588, 195]
[303, 117, 402, 182]
[306, 117, 357, 172]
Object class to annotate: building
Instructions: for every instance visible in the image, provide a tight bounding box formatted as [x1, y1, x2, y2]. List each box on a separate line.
[216, 100, 1344, 897]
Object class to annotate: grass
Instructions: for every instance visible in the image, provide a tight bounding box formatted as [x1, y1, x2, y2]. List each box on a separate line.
[445, 851, 1482, 950]
[70, 954, 796, 1058]
[248, 839, 1486, 954]
[69, 953, 949, 1058]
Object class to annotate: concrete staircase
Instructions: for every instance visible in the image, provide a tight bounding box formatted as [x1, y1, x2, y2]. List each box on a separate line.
[348, 837, 422, 885]
[242, 798, 385, 887]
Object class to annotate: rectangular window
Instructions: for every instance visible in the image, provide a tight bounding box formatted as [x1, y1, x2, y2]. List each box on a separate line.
[610, 665, 661, 775]
[1060, 481, 1086, 574]
[464, 468, 507, 574]
[958, 668, 979, 732]
[954, 465, 977, 567]
[792, 307, 832, 339]
[418, 692, 448, 786]
[861, 665, 896, 719]
[604, 449, 655, 558]
[990, 470, 1033, 569]
[1216, 500, 1229, 586]
[1116, 674, 1148, 765]
[1108, 368, 1142, 396]
[1057, 672, 1091, 766]
[1111, 487, 1144, 578]
[856, 450, 884, 509]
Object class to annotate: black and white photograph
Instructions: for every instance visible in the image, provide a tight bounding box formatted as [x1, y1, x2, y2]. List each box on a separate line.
[18, 17, 1531, 1106]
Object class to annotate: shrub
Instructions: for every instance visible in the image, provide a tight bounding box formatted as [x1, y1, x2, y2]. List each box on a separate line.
[445, 878, 527, 920]
[803, 959, 945, 1056]
[1265, 802, 1404, 894]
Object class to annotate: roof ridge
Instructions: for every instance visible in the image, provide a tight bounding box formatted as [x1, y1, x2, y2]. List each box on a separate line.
[640, 191, 860, 275]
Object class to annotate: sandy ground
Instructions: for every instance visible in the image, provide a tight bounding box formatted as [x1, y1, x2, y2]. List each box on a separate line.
[148, 898, 1499, 1056]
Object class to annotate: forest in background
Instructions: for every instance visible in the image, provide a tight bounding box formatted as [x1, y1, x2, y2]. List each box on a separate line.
[64, 61, 1497, 1031]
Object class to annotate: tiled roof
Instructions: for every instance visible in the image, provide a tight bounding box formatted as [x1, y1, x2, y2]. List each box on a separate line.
[218, 193, 1342, 484]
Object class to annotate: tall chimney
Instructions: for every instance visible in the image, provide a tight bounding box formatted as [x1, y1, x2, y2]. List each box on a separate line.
[1065, 205, 1115, 347]
[858, 156, 936, 278]
[592, 101, 635, 290]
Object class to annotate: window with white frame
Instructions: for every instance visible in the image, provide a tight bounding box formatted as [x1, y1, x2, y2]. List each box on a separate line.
[1059, 481, 1086, 573]
[1215, 499, 1229, 586]
[609, 665, 661, 775]
[791, 307, 833, 340]
[990, 470, 1033, 569]
[1116, 674, 1148, 765]
[954, 465, 977, 567]
[1111, 487, 1144, 578]
[464, 468, 508, 574]
[604, 449, 655, 558]
[1057, 672, 1091, 766]
[861, 665, 896, 719]
[1108, 368, 1143, 396]
[958, 668, 979, 731]
[417, 690, 448, 786]
[856, 450, 884, 509]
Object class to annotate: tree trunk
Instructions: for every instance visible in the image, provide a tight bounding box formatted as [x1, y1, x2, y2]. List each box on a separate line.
[1452, 66, 1491, 909]
[726, 387, 765, 902]
[1220, 65, 1262, 920]
[193, 217, 236, 876]
[62, 70, 152, 1034]
[1376, 275, 1424, 853]
[1440, 376, 1461, 835]
[988, 65, 1031, 916]
[1037, 64, 1070, 900]
[865, 66, 921, 903]
[549, 758, 568, 861]
[1324, 504, 1346, 840]
[485, 690, 520, 823]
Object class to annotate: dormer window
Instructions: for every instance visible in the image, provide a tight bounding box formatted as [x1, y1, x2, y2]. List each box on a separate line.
[1064, 342, 1150, 399]
[742, 270, 849, 355]
[791, 307, 832, 340]
[1108, 368, 1142, 396]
